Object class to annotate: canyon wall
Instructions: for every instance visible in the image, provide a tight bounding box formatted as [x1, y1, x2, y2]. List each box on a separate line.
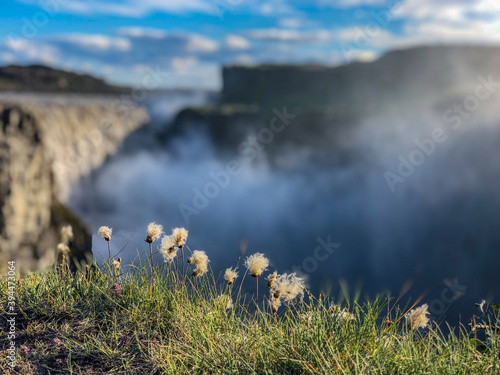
[222, 46, 500, 109]
[0, 93, 149, 271]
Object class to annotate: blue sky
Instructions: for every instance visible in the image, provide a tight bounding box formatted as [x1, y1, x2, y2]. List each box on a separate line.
[1, 0, 499, 89]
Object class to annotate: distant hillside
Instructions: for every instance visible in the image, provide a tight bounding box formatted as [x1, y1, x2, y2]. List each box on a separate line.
[222, 45, 500, 109]
[0, 65, 129, 93]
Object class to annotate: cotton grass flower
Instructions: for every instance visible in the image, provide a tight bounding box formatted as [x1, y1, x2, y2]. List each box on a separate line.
[158, 235, 177, 263]
[406, 303, 430, 330]
[145, 222, 163, 243]
[244, 253, 269, 278]
[98, 226, 112, 241]
[300, 311, 314, 324]
[98, 226, 113, 259]
[266, 271, 277, 289]
[172, 227, 188, 248]
[171, 227, 188, 277]
[271, 273, 305, 304]
[56, 243, 71, 272]
[268, 273, 306, 314]
[269, 296, 281, 314]
[60, 225, 73, 245]
[244, 252, 269, 300]
[187, 250, 209, 277]
[145, 222, 163, 256]
[224, 267, 238, 285]
[330, 304, 356, 323]
[112, 258, 122, 273]
[57, 243, 70, 254]
[217, 294, 233, 310]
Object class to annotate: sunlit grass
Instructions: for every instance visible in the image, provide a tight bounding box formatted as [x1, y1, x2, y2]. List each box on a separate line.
[1, 252, 499, 374]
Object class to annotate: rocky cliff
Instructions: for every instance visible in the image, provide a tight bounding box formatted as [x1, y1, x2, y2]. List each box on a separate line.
[222, 45, 500, 109]
[0, 93, 149, 271]
[170, 45, 500, 165]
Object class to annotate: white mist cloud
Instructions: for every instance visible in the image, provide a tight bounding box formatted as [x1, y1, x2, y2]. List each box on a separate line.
[225, 35, 250, 50]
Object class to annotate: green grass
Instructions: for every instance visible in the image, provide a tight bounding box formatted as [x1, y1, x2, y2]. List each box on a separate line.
[1, 254, 499, 374]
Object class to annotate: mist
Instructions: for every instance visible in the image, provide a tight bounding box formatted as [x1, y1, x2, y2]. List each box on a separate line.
[69, 85, 500, 325]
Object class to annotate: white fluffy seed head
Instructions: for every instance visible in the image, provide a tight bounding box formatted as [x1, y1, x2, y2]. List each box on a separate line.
[224, 267, 238, 285]
[158, 235, 177, 263]
[57, 243, 70, 254]
[406, 304, 430, 330]
[188, 250, 209, 277]
[244, 253, 269, 278]
[61, 225, 73, 245]
[271, 273, 305, 304]
[172, 227, 188, 248]
[112, 258, 122, 271]
[98, 226, 112, 241]
[266, 271, 277, 289]
[269, 296, 282, 313]
[330, 304, 355, 323]
[145, 222, 163, 243]
[217, 295, 233, 310]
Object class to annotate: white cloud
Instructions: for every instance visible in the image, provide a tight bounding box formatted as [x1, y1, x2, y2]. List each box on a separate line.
[5, 38, 29, 52]
[394, 0, 500, 22]
[186, 35, 219, 53]
[171, 57, 198, 74]
[388, 0, 500, 46]
[116, 27, 167, 39]
[331, 0, 500, 52]
[233, 54, 255, 65]
[318, 0, 386, 7]
[3, 39, 59, 65]
[21, 0, 213, 17]
[247, 28, 330, 43]
[132, 64, 148, 74]
[225, 35, 250, 50]
[279, 18, 302, 28]
[333, 26, 394, 42]
[58, 34, 131, 51]
[258, 0, 295, 15]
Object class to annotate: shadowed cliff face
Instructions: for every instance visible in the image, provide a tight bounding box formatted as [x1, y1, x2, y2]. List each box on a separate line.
[0, 94, 149, 271]
[222, 46, 500, 110]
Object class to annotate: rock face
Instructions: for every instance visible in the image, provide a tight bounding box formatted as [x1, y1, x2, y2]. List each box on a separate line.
[170, 45, 500, 166]
[0, 94, 149, 271]
[222, 46, 500, 109]
[170, 104, 359, 168]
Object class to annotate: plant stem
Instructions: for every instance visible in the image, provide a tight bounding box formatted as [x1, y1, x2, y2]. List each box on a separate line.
[181, 247, 185, 280]
[107, 241, 111, 260]
[256, 277, 259, 302]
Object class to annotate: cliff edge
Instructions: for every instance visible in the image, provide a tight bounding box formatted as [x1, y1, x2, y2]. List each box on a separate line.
[0, 94, 149, 271]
